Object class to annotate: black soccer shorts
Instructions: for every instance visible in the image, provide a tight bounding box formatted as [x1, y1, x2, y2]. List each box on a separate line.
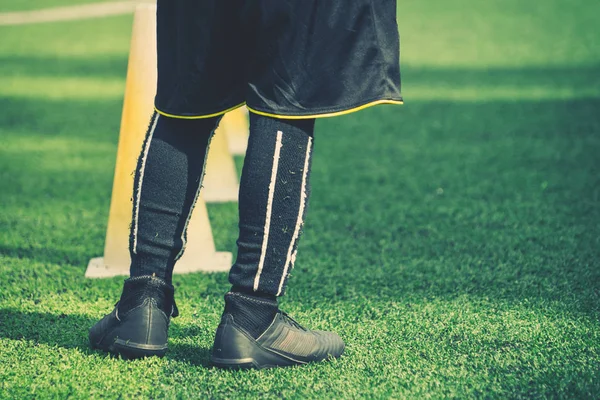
[154, 0, 403, 119]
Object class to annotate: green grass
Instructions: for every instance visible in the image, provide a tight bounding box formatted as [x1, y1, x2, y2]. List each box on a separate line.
[0, 0, 119, 13]
[1, 1, 599, 398]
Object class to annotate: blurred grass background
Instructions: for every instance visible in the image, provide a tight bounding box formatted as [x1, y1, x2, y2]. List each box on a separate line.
[0, 0, 116, 12]
[0, 0, 599, 398]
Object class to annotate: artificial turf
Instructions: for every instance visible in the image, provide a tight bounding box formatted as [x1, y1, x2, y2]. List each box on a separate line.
[0, 1, 599, 398]
[0, 0, 120, 13]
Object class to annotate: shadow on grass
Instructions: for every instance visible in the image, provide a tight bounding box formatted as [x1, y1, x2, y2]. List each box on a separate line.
[0, 308, 96, 352]
[0, 55, 128, 78]
[0, 244, 93, 268]
[167, 343, 212, 367]
[0, 96, 123, 140]
[0, 309, 212, 366]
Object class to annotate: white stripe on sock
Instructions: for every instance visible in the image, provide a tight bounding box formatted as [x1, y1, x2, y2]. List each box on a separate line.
[276, 136, 312, 296]
[253, 130, 283, 291]
[174, 127, 217, 261]
[132, 113, 159, 254]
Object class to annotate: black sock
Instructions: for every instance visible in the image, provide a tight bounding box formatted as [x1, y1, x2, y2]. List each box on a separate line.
[224, 291, 279, 338]
[129, 112, 221, 283]
[119, 275, 177, 317]
[228, 114, 315, 297]
[230, 285, 276, 301]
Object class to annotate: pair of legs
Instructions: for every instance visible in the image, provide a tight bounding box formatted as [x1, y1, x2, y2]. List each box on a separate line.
[130, 111, 314, 296]
[90, 0, 401, 369]
[89, 111, 344, 367]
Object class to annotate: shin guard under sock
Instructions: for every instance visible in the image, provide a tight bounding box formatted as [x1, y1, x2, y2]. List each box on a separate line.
[228, 114, 315, 297]
[129, 112, 220, 283]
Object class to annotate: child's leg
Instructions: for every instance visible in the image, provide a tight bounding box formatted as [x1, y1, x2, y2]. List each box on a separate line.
[211, 114, 344, 369]
[90, 112, 220, 359]
[129, 112, 221, 283]
[228, 113, 315, 299]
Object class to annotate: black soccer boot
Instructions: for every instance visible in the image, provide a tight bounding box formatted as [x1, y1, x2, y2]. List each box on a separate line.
[89, 275, 178, 359]
[211, 292, 344, 369]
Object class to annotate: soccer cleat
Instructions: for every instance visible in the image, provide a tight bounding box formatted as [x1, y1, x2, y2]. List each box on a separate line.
[89, 275, 178, 359]
[211, 308, 345, 369]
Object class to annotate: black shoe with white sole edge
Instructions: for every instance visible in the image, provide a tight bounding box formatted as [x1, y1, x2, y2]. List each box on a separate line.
[211, 297, 345, 369]
[89, 275, 178, 359]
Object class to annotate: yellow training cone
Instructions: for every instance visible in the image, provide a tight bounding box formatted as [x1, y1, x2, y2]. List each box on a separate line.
[223, 106, 249, 155]
[86, 4, 231, 278]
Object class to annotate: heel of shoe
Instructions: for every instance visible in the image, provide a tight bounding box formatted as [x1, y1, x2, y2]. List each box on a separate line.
[119, 299, 169, 342]
[112, 339, 168, 359]
[94, 299, 170, 359]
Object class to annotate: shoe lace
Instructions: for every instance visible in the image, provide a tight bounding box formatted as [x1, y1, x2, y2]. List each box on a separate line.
[280, 311, 307, 331]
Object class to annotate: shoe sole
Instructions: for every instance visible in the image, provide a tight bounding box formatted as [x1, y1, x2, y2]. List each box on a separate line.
[211, 330, 303, 369]
[211, 352, 343, 370]
[211, 351, 344, 370]
[211, 355, 303, 370]
[210, 337, 309, 370]
[92, 339, 168, 360]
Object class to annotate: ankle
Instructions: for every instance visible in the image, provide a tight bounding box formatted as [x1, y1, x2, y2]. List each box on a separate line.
[230, 286, 277, 301]
[119, 275, 176, 316]
[224, 291, 279, 339]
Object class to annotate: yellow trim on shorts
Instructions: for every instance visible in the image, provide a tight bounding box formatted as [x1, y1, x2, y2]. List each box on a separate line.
[154, 102, 246, 119]
[246, 99, 404, 120]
